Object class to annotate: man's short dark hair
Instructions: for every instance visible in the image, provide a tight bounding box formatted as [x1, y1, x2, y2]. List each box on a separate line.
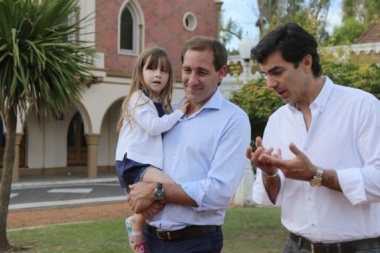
[181, 36, 227, 72]
[251, 23, 322, 77]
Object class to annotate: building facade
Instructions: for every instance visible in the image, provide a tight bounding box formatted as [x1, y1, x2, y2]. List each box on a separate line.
[2, 0, 228, 181]
[3, 1, 379, 184]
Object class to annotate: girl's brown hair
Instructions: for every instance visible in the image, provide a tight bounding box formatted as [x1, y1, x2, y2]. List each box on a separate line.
[116, 47, 174, 133]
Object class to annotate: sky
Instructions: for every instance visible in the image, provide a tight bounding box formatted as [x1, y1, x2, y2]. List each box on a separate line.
[222, 0, 343, 50]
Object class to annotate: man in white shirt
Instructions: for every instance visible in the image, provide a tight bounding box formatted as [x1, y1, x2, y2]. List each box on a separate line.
[247, 23, 380, 253]
[127, 36, 251, 252]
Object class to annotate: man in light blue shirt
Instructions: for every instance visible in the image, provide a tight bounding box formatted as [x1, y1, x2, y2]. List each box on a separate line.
[128, 36, 251, 252]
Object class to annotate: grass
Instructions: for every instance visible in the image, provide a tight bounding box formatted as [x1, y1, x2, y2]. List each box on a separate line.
[8, 206, 287, 253]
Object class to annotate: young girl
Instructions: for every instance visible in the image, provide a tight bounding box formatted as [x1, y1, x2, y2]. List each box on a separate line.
[115, 47, 189, 253]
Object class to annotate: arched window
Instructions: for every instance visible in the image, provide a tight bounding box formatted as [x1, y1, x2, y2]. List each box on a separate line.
[67, 112, 87, 166]
[119, 1, 143, 54]
[120, 6, 134, 51]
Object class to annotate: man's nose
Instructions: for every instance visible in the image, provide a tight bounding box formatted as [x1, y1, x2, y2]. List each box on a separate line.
[187, 72, 199, 84]
[267, 76, 279, 88]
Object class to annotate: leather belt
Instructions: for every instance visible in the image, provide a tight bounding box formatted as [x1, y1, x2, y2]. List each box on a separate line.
[147, 224, 221, 241]
[290, 233, 380, 253]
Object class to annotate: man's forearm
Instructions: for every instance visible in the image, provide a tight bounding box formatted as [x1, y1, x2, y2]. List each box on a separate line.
[128, 181, 198, 214]
[321, 169, 342, 192]
[162, 183, 197, 206]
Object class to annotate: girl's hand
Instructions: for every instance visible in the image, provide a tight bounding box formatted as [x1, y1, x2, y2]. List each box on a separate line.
[178, 98, 190, 113]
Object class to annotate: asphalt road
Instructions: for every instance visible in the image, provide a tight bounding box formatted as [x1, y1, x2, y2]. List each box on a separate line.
[9, 178, 126, 211]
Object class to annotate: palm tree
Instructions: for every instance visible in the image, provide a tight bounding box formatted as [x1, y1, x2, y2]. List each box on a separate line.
[0, 0, 95, 250]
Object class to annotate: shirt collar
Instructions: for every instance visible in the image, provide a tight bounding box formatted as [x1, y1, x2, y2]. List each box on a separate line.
[203, 89, 223, 110]
[181, 89, 222, 120]
[311, 76, 334, 113]
[288, 76, 334, 113]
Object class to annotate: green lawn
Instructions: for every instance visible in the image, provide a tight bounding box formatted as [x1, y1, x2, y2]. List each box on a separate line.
[8, 206, 287, 253]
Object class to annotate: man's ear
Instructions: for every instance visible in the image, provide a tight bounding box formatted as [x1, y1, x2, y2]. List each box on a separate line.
[218, 65, 228, 83]
[302, 54, 312, 69]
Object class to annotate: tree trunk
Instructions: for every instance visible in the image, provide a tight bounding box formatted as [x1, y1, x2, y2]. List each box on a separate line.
[0, 108, 17, 251]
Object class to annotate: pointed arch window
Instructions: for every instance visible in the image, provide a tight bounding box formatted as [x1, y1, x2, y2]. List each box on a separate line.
[120, 6, 133, 50]
[120, 4, 140, 54]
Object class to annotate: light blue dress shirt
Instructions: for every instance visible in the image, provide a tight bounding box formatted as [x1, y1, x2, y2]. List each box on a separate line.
[147, 89, 251, 230]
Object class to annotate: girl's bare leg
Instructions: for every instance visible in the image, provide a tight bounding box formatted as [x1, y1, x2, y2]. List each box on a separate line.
[126, 166, 173, 252]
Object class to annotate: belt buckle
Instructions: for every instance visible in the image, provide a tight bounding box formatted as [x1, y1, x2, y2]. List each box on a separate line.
[156, 229, 172, 240]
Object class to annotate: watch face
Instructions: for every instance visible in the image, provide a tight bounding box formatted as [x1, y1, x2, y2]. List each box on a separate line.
[310, 178, 322, 187]
[154, 190, 164, 201]
[309, 167, 324, 187]
[154, 183, 165, 201]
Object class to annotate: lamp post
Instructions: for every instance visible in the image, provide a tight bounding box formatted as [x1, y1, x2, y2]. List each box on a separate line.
[238, 35, 256, 83]
[234, 34, 257, 207]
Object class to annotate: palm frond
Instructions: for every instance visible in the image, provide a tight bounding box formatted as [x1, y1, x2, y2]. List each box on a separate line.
[0, 0, 95, 119]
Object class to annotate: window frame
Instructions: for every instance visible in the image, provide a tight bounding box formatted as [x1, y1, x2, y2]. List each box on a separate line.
[118, 1, 143, 55]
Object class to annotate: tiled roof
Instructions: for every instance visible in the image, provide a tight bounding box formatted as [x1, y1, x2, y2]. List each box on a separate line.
[356, 22, 380, 43]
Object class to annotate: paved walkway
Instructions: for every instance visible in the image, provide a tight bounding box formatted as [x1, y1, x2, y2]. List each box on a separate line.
[9, 173, 126, 211]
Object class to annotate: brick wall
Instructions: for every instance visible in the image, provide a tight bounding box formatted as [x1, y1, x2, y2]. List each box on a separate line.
[95, 0, 219, 81]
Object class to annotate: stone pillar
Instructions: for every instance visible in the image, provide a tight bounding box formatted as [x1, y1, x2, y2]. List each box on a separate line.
[85, 134, 100, 178]
[12, 133, 24, 182]
[234, 160, 255, 206]
[215, 0, 223, 40]
[242, 60, 253, 83]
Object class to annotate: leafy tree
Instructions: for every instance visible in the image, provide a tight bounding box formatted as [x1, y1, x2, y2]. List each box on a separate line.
[342, 0, 380, 24]
[229, 74, 283, 144]
[255, 0, 380, 46]
[220, 17, 243, 43]
[327, 17, 367, 45]
[230, 49, 380, 144]
[327, 0, 380, 45]
[220, 13, 243, 54]
[321, 48, 380, 98]
[255, 0, 331, 43]
[0, 0, 94, 250]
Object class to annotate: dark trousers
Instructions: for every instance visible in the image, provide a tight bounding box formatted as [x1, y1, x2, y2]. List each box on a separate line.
[283, 235, 380, 253]
[143, 225, 223, 253]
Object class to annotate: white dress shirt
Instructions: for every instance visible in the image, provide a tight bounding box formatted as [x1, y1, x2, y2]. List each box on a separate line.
[115, 90, 184, 168]
[252, 77, 380, 243]
[148, 89, 251, 230]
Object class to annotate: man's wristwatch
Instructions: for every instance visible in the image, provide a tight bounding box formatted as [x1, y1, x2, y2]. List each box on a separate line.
[153, 183, 165, 202]
[309, 166, 324, 187]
